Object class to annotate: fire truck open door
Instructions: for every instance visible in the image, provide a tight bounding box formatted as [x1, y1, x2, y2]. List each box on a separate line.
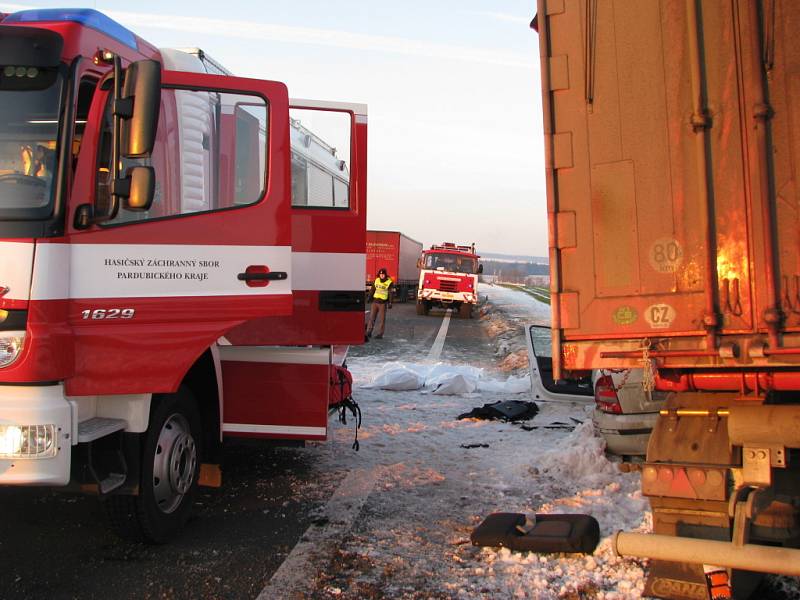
[225, 100, 368, 347]
[219, 101, 366, 441]
[63, 71, 293, 396]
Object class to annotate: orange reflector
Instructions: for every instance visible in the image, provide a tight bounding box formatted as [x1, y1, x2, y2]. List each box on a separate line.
[198, 463, 222, 488]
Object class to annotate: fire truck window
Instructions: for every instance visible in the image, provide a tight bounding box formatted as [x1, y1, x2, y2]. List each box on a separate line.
[424, 254, 478, 273]
[0, 66, 62, 216]
[289, 108, 351, 209]
[72, 77, 96, 166]
[98, 88, 268, 226]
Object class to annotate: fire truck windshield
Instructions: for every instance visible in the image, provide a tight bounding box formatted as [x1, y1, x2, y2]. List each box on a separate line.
[425, 253, 477, 274]
[0, 67, 62, 219]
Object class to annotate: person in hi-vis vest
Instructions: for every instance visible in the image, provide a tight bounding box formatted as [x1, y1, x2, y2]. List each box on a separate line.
[365, 267, 394, 340]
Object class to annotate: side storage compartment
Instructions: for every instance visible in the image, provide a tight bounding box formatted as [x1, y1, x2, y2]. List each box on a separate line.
[218, 346, 330, 440]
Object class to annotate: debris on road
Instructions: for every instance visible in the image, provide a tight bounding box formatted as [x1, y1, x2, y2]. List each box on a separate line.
[470, 512, 601, 554]
[457, 400, 539, 422]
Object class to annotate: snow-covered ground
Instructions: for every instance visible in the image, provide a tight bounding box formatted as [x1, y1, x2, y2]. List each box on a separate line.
[300, 284, 652, 599]
[276, 284, 797, 599]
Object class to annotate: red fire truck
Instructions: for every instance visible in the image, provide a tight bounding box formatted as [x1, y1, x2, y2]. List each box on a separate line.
[416, 242, 482, 318]
[0, 8, 367, 542]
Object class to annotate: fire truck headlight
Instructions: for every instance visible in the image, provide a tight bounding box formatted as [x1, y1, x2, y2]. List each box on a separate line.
[0, 424, 57, 458]
[0, 331, 25, 368]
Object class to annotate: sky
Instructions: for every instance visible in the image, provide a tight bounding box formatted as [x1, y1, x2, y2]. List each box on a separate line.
[1, 1, 548, 256]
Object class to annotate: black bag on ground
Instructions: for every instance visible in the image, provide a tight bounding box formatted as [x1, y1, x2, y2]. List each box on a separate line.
[470, 512, 600, 554]
[457, 400, 539, 422]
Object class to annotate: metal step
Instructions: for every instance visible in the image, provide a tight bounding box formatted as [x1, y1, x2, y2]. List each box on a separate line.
[98, 473, 127, 495]
[77, 417, 126, 443]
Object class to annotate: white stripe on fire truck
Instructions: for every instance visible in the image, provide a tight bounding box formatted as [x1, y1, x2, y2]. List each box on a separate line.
[30, 243, 293, 300]
[16, 244, 364, 300]
[0, 241, 35, 301]
[291, 252, 365, 291]
[222, 423, 327, 436]
[217, 345, 330, 365]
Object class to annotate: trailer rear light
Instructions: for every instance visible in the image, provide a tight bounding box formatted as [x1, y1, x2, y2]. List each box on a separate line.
[594, 375, 622, 414]
[0, 424, 57, 458]
[0, 330, 25, 368]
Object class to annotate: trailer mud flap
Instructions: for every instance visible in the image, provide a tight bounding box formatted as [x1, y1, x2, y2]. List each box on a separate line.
[218, 346, 329, 440]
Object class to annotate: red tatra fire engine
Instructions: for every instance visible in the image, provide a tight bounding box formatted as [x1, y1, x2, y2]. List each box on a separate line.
[0, 8, 367, 542]
[416, 242, 482, 318]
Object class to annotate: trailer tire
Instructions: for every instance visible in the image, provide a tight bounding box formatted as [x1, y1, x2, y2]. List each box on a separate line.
[459, 303, 472, 319]
[105, 387, 201, 544]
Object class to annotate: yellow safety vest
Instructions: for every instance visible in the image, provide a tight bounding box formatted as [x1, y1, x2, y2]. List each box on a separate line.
[373, 277, 392, 300]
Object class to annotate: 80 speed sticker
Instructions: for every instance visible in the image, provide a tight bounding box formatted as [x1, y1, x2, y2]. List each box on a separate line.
[645, 303, 676, 329]
[649, 238, 683, 273]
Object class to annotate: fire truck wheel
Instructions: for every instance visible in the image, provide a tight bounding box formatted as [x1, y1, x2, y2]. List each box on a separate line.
[459, 303, 472, 319]
[105, 388, 201, 543]
[416, 301, 427, 316]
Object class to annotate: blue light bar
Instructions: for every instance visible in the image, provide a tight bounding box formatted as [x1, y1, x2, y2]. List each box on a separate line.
[4, 8, 138, 50]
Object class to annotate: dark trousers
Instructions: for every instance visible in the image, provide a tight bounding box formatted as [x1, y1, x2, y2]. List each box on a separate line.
[366, 300, 387, 336]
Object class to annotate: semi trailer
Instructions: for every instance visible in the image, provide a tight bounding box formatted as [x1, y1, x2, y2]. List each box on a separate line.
[365, 230, 422, 302]
[535, 0, 800, 597]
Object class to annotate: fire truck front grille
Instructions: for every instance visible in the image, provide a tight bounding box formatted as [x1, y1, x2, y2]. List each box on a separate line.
[438, 280, 459, 293]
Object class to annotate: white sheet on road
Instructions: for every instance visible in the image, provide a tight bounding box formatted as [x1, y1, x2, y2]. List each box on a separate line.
[363, 361, 530, 395]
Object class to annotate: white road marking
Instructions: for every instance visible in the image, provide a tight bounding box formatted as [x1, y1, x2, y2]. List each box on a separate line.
[257, 466, 382, 599]
[426, 309, 451, 363]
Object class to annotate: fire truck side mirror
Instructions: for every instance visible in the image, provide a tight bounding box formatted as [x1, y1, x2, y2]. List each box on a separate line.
[123, 166, 155, 211]
[478, 264, 484, 274]
[416, 258, 423, 269]
[121, 60, 161, 158]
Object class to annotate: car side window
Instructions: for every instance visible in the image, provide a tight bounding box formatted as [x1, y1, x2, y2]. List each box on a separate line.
[529, 326, 552, 359]
[96, 88, 268, 225]
[290, 108, 350, 208]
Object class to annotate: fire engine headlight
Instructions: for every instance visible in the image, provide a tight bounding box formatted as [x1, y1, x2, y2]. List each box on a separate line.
[0, 331, 25, 368]
[0, 424, 56, 458]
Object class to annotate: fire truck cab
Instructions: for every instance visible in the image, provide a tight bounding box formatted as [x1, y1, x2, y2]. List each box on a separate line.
[0, 8, 367, 542]
[416, 242, 481, 319]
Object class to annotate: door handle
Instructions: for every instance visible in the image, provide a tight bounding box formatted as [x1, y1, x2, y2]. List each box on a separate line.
[237, 265, 288, 287]
[237, 272, 288, 282]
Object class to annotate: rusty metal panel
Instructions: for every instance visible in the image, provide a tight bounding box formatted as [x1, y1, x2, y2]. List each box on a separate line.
[591, 160, 639, 296]
[545, 0, 564, 16]
[553, 211, 576, 249]
[557, 291, 579, 330]
[548, 55, 569, 91]
[551, 132, 573, 169]
[539, 0, 800, 370]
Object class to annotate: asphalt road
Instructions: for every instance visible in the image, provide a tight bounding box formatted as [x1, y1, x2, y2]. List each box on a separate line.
[0, 300, 488, 600]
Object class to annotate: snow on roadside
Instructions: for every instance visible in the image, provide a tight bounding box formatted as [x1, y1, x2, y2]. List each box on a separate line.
[306, 286, 654, 598]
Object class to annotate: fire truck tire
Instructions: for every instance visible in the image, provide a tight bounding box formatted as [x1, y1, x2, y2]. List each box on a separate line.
[459, 303, 472, 319]
[105, 387, 201, 543]
[416, 301, 428, 316]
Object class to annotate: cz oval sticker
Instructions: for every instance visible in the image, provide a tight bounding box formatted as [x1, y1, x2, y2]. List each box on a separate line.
[645, 303, 676, 329]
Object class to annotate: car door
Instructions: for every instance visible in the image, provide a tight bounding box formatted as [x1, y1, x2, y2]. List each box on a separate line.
[58, 70, 292, 395]
[526, 325, 594, 403]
